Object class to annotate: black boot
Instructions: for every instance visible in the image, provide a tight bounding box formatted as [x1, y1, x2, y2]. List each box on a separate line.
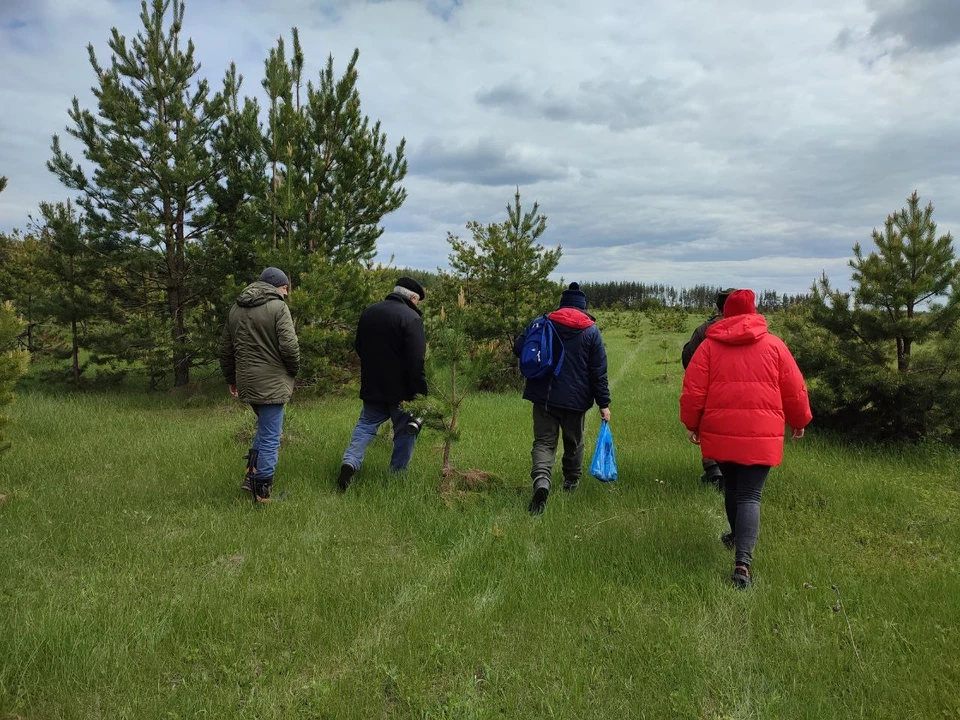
[529, 477, 550, 515]
[253, 476, 273, 504]
[337, 464, 356, 493]
[241, 448, 259, 493]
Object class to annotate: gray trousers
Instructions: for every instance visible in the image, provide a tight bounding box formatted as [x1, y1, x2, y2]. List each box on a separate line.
[531, 404, 586, 491]
[718, 463, 771, 567]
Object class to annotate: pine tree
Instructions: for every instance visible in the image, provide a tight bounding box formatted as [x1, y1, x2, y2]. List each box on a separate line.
[784, 192, 960, 442]
[0, 178, 30, 451]
[251, 32, 407, 277]
[32, 200, 100, 388]
[48, 0, 226, 387]
[850, 192, 960, 373]
[407, 287, 499, 500]
[443, 188, 562, 389]
[0, 226, 53, 354]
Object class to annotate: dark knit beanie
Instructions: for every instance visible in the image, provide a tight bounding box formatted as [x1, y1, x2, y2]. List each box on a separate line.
[559, 282, 587, 310]
[396, 276, 426, 300]
[259, 267, 290, 288]
[716, 287, 737, 313]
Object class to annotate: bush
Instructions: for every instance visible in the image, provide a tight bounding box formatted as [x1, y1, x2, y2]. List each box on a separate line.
[0, 302, 30, 452]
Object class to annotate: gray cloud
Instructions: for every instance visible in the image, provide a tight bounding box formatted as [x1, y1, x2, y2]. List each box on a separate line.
[476, 77, 693, 131]
[409, 137, 570, 186]
[868, 0, 960, 50]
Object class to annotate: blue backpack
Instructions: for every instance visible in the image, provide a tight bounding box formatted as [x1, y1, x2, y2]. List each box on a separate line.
[518, 314, 566, 379]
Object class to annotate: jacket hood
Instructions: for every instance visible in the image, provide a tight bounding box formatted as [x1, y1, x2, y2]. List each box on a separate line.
[706, 313, 769, 345]
[723, 289, 757, 318]
[237, 281, 285, 308]
[548, 307, 595, 330]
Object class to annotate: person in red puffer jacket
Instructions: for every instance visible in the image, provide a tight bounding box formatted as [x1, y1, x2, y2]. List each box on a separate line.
[680, 289, 812, 588]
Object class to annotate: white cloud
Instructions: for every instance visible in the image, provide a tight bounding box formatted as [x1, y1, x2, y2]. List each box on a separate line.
[2, 0, 960, 293]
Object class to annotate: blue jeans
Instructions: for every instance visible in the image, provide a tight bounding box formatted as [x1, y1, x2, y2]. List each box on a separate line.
[342, 402, 417, 472]
[251, 404, 285, 480]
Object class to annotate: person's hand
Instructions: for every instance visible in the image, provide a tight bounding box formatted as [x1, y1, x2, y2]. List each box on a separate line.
[600, 407, 611, 422]
[687, 430, 700, 445]
[791, 427, 805, 440]
[229, 384, 238, 398]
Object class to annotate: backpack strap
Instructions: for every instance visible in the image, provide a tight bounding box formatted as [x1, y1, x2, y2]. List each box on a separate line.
[545, 317, 566, 377]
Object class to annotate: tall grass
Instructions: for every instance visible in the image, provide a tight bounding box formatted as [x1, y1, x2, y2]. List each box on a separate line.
[1, 325, 958, 718]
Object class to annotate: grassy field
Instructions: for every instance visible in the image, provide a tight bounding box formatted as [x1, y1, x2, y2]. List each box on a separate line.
[2, 321, 959, 719]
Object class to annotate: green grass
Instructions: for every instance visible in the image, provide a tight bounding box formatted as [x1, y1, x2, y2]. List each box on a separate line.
[2, 325, 960, 718]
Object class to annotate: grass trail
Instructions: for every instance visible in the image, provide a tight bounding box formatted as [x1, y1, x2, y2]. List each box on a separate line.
[2, 325, 959, 718]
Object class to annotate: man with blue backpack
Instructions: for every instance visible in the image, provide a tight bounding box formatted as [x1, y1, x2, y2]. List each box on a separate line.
[514, 282, 611, 515]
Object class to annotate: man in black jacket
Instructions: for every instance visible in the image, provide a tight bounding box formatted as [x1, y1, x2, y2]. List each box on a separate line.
[337, 277, 428, 491]
[514, 283, 611, 515]
[681, 287, 735, 486]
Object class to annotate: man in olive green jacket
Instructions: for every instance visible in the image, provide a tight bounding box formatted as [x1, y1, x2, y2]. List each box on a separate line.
[219, 267, 300, 502]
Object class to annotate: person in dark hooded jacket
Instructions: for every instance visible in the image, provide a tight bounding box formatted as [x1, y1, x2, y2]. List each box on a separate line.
[337, 277, 428, 491]
[219, 267, 300, 503]
[681, 288, 736, 486]
[514, 282, 611, 514]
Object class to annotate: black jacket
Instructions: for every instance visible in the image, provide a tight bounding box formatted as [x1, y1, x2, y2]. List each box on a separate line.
[513, 308, 611, 413]
[681, 315, 720, 370]
[355, 293, 428, 405]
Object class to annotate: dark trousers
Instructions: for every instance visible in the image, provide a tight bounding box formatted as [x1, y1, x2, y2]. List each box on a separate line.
[717, 463, 771, 568]
[531, 404, 585, 491]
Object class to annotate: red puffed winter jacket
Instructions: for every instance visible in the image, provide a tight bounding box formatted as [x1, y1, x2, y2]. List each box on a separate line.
[680, 290, 812, 467]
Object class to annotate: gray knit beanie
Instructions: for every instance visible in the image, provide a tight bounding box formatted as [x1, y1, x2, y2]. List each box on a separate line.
[259, 267, 290, 288]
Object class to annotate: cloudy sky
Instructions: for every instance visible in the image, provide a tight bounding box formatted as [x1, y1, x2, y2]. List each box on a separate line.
[2, 0, 959, 293]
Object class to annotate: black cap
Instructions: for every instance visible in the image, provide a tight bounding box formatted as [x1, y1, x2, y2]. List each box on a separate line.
[259, 267, 290, 288]
[396, 276, 426, 300]
[716, 288, 737, 312]
[559, 282, 587, 310]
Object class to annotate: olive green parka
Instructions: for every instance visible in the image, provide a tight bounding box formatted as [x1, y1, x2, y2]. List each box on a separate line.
[219, 282, 300, 405]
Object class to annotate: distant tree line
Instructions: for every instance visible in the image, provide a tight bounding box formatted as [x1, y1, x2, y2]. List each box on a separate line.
[578, 282, 809, 311]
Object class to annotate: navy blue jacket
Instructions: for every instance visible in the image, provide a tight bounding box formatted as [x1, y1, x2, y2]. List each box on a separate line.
[513, 308, 611, 412]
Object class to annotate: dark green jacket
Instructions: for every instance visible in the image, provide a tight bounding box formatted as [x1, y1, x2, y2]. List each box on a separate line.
[219, 282, 300, 405]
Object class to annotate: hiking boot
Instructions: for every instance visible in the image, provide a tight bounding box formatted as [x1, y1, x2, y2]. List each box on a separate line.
[528, 486, 549, 515]
[240, 478, 253, 494]
[253, 477, 273, 504]
[731, 565, 753, 589]
[337, 464, 356, 493]
[562, 478, 579, 493]
[721, 532, 735, 551]
[701, 469, 722, 485]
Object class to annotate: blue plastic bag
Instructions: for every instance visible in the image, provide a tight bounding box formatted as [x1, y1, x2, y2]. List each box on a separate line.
[590, 420, 618, 482]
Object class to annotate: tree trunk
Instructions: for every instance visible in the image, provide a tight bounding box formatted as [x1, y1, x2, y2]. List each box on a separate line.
[899, 339, 912, 373]
[71, 318, 80, 390]
[441, 362, 458, 473]
[168, 203, 190, 388]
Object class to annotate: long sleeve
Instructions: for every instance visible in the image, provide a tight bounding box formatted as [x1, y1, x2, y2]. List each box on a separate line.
[404, 316, 428, 398]
[589, 329, 611, 409]
[218, 314, 236, 385]
[681, 321, 710, 370]
[680, 340, 710, 430]
[778, 341, 812, 430]
[276, 303, 300, 378]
